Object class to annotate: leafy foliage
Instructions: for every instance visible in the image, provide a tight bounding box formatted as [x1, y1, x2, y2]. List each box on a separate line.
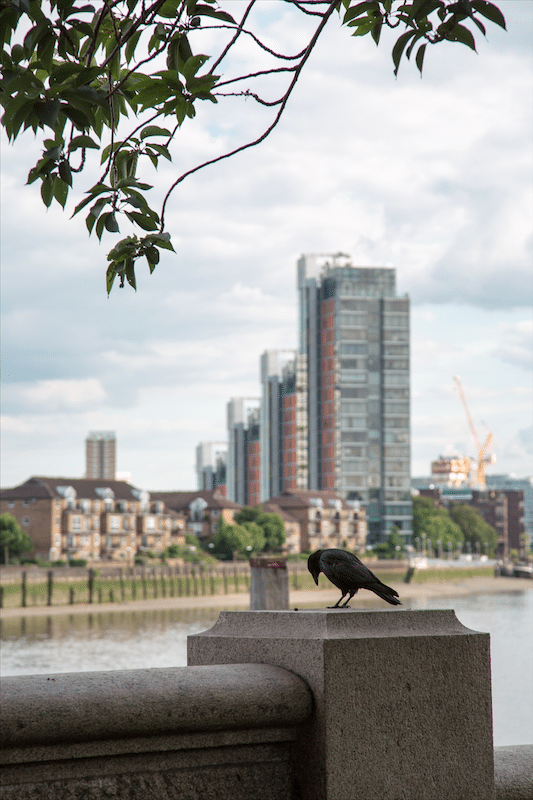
[234, 506, 286, 551]
[412, 495, 464, 553]
[373, 525, 404, 558]
[1, 0, 505, 292]
[0, 513, 34, 561]
[449, 503, 497, 555]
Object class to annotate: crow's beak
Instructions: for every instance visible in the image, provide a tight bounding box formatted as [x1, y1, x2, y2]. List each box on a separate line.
[313, 573, 319, 586]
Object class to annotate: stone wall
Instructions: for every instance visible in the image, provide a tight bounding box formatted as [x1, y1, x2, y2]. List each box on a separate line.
[2, 609, 533, 800]
[0, 663, 312, 800]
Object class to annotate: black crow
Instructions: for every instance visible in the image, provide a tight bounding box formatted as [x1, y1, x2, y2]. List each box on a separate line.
[308, 548, 401, 608]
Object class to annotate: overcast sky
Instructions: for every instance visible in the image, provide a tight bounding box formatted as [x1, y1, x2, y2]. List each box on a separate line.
[1, 1, 532, 491]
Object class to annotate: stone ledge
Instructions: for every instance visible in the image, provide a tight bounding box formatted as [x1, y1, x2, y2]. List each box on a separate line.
[494, 744, 533, 800]
[0, 663, 313, 749]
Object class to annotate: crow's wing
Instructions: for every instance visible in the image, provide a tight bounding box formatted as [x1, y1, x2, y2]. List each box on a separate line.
[319, 549, 378, 590]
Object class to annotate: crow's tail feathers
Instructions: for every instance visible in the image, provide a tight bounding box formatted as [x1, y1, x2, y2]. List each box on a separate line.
[370, 582, 402, 606]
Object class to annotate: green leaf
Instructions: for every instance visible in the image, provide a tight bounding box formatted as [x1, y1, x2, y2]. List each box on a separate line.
[125, 29, 142, 64]
[104, 213, 120, 232]
[371, 16, 383, 45]
[124, 259, 137, 289]
[58, 159, 72, 186]
[69, 134, 99, 151]
[125, 211, 158, 231]
[140, 125, 171, 140]
[445, 23, 477, 51]
[415, 43, 427, 73]
[350, 19, 374, 37]
[167, 36, 180, 72]
[158, 0, 181, 18]
[40, 175, 54, 207]
[343, 2, 376, 25]
[34, 99, 60, 130]
[392, 29, 417, 75]
[53, 176, 68, 207]
[106, 264, 117, 295]
[145, 246, 160, 269]
[95, 213, 107, 240]
[471, 0, 506, 30]
[146, 143, 172, 161]
[62, 103, 91, 130]
[192, 5, 236, 24]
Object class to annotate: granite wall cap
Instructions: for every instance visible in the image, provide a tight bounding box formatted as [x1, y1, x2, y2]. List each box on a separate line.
[0, 663, 313, 749]
[193, 608, 481, 640]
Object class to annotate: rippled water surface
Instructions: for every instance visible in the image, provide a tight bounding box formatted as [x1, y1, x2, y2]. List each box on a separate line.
[2, 591, 532, 747]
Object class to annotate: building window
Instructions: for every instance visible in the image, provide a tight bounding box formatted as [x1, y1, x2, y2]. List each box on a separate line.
[110, 516, 121, 531]
[22, 517, 30, 526]
[22, 500, 30, 507]
[145, 516, 156, 530]
[8, 501, 15, 508]
[71, 516, 82, 531]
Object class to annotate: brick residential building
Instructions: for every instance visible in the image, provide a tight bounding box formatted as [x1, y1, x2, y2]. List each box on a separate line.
[150, 489, 242, 542]
[264, 490, 367, 554]
[0, 477, 185, 562]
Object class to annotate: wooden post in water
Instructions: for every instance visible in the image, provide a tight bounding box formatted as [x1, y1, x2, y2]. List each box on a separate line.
[119, 569, 126, 602]
[131, 567, 137, 600]
[153, 567, 158, 599]
[46, 570, 53, 607]
[169, 566, 175, 597]
[233, 566, 239, 593]
[142, 567, 147, 599]
[209, 569, 215, 596]
[87, 568, 96, 604]
[161, 566, 167, 598]
[223, 567, 228, 594]
[69, 588, 75, 605]
[21, 571, 27, 608]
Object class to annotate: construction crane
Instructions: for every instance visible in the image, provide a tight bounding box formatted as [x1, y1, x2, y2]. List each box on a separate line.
[453, 376, 495, 487]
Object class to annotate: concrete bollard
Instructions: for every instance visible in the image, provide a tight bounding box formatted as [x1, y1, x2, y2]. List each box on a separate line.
[249, 557, 289, 610]
[188, 609, 495, 800]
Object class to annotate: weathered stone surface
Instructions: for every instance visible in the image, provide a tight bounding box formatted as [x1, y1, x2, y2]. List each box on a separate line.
[188, 609, 495, 800]
[0, 664, 312, 800]
[1, 663, 311, 748]
[494, 745, 533, 800]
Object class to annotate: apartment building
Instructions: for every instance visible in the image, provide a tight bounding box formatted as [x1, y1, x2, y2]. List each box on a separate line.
[151, 489, 242, 541]
[259, 350, 308, 501]
[196, 442, 227, 493]
[297, 254, 412, 543]
[226, 398, 261, 506]
[264, 490, 367, 554]
[0, 477, 184, 562]
[85, 431, 116, 480]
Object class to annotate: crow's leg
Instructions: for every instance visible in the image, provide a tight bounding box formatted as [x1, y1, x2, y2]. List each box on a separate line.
[328, 593, 347, 609]
[340, 592, 355, 608]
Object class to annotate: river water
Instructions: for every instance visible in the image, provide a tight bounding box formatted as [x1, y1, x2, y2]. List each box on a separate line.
[1, 591, 532, 747]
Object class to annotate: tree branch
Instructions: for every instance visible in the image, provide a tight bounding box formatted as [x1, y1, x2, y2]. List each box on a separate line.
[160, 0, 340, 230]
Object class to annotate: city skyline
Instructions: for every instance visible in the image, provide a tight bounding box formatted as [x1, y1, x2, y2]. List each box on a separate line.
[1, 2, 531, 491]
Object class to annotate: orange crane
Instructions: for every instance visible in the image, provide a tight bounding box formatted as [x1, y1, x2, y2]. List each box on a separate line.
[453, 376, 495, 487]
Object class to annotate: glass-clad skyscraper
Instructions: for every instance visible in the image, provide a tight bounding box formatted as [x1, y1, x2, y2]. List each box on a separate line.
[297, 254, 412, 543]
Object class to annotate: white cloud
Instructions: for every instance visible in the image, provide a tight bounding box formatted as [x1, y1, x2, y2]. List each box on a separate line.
[493, 320, 533, 371]
[3, 379, 107, 413]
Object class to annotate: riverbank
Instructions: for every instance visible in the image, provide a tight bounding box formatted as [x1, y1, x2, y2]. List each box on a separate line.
[1, 574, 531, 618]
